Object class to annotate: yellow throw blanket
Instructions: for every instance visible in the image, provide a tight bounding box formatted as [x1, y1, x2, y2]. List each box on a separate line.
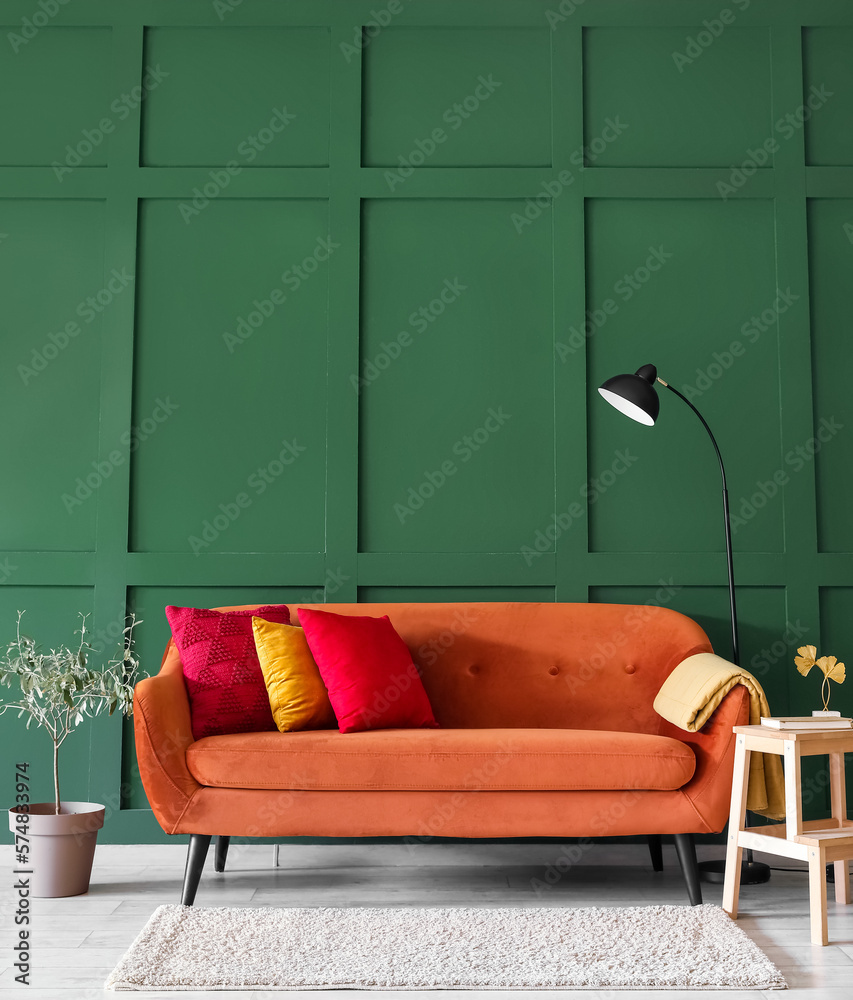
[654, 652, 786, 820]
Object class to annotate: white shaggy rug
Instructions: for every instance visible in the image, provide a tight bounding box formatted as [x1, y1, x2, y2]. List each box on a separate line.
[105, 903, 786, 991]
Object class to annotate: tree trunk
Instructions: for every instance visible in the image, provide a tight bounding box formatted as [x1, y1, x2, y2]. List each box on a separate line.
[53, 741, 60, 815]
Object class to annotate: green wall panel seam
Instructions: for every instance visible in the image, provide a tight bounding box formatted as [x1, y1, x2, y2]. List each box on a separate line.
[87, 23, 145, 805]
[1, 1, 851, 843]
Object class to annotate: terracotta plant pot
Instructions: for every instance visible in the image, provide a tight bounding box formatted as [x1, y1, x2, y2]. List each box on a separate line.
[8, 802, 105, 897]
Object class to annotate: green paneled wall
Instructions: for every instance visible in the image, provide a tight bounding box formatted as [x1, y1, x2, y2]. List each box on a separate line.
[359, 198, 555, 552]
[1, 0, 852, 844]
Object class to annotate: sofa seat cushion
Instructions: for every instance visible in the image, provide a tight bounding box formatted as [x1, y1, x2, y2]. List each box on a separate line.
[185, 728, 696, 792]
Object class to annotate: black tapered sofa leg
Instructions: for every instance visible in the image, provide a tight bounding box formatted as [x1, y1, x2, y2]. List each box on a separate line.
[181, 834, 211, 906]
[674, 833, 702, 905]
[648, 834, 664, 872]
[214, 835, 230, 873]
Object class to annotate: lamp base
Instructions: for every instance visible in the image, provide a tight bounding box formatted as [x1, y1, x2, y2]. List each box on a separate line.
[698, 858, 771, 885]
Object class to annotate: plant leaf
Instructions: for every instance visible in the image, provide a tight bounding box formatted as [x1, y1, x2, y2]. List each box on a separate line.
[795, 645, 817, 676]
[817, 655, 846, 684]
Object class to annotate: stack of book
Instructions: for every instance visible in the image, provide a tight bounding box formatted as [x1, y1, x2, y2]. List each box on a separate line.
[760, 716, 853, 730]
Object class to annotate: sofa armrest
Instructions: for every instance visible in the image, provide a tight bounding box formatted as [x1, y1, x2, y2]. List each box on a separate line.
[133, 640, 200, 834]
[658, 685, 750, 832]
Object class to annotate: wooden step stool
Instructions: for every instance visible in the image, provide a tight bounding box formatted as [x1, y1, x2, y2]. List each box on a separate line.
[722, 724, 853, 945]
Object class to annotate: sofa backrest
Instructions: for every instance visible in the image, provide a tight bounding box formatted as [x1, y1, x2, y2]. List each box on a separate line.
[280, 602, 713, 735]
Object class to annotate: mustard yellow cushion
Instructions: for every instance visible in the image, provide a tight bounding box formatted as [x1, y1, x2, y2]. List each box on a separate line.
[251, 618, 337, 732]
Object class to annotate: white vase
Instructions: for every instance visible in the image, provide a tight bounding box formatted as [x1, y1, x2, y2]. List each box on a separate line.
[8, 802, 105, 897]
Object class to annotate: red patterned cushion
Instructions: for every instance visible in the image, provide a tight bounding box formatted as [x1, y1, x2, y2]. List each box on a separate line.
[166, 604, 290, 740]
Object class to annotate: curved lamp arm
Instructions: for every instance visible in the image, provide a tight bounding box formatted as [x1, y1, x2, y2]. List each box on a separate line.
[656, 376, 739, 665]
[597, 362, 758, 878]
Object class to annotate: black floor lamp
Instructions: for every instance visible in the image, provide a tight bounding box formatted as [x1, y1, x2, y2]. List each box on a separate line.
[597, 363, 770, 886]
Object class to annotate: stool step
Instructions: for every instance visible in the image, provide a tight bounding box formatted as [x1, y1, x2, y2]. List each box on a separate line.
[794, 829, 853, 844]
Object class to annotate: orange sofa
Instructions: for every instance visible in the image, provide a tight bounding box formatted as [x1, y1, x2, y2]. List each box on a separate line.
[134, 602, 749, 905]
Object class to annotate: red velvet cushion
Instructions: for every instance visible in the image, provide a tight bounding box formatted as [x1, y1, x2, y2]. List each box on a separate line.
[297, 607, 438, 734]
[166, 604, 290, 740]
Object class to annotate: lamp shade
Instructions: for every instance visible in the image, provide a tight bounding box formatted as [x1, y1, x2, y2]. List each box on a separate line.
[597, 364, 659, 426]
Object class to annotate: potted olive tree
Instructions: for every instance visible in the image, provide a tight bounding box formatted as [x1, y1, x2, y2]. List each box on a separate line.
[1, 611, 139, 897]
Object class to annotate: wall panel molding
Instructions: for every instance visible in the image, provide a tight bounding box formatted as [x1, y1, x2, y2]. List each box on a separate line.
[1, 0, 851, 842]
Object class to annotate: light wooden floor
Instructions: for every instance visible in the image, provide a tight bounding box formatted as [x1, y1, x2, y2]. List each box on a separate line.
[1, 842, 852, 999]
